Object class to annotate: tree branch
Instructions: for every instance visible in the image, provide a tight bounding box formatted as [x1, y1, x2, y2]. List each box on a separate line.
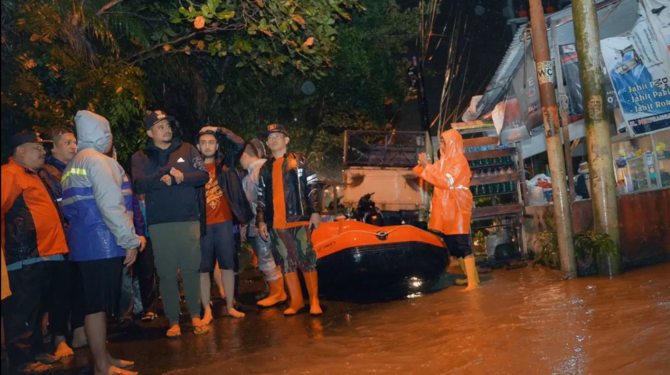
[126, 23, 245, 64]
[103, 12, 168, 23]
[98, 0, 124, 16]
[132, 48, 215, 65]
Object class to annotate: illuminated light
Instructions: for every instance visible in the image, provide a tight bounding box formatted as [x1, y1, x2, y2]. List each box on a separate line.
[407, 292, 422, 299]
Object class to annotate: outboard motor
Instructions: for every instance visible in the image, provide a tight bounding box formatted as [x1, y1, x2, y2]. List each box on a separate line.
[355, 193, 384, 226]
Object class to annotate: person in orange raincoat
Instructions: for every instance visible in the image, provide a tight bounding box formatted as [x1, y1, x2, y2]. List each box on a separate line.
[414, 129, 479, 290]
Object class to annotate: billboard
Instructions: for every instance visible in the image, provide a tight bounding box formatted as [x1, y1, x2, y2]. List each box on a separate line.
[559, 44, 619, 119]
[600, 0, 670, 135]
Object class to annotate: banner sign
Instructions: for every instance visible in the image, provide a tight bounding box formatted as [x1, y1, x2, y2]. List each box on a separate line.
[511, 44, 543, 133]
[600, 0, 670, 135]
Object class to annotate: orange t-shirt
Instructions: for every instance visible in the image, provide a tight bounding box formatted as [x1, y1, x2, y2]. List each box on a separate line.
[205, 162, 233, 225]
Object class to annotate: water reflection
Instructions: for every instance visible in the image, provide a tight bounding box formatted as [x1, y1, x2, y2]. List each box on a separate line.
[36, 263, 670, 375]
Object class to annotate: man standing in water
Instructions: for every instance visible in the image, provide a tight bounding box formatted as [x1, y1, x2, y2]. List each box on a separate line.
[195, 126, 253, 319]
[414, 129, 479, 291]
[257, 124, 322, 315]
[131, 111, 210, 338]
[239, 139, 286, 307]
[61, 111, 145, 375]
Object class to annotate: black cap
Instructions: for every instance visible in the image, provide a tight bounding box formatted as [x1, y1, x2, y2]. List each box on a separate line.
[9, 131, 52, 150]
[265, 123, 288, 138]
[145, 110, 174, 130]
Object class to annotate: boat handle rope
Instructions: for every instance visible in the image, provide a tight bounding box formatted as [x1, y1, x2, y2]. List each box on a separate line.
[312, 226, 407, 248]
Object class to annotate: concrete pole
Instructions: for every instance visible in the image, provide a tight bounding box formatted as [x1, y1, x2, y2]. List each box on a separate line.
[571, 0, 622, 275]
[529, 0, 577, 279]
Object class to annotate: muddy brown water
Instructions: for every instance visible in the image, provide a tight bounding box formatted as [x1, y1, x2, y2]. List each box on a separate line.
[32, 263, 670, 374]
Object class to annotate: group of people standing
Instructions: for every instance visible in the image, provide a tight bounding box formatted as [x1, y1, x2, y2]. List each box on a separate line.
[1, 109, 323, 375]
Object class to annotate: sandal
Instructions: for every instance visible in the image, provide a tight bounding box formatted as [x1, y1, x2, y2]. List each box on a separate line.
[166, 324, 182, 339]
[192, 323, 210, 335]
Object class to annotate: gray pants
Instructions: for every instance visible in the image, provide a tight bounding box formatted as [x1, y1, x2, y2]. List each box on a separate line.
[149, 221, 201, 324]
[249, 232, 282, 282]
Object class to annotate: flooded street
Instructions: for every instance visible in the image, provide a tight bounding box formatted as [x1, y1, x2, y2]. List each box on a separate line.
[48, 263, 670, 374]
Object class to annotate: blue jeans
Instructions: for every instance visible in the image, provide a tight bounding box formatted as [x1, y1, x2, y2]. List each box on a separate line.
[249, 230, 282, 282]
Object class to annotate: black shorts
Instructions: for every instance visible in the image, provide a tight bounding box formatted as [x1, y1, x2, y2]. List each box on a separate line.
[442, 234, 473, 259]
[77, 257, 124, 316]
[200, 221, 236, 272]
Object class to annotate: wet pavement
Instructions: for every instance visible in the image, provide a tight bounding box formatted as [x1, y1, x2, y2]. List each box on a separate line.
[12, 262, 670, 374]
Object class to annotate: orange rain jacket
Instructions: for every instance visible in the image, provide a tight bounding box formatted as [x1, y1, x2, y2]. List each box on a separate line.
[413, 129, 473, 235]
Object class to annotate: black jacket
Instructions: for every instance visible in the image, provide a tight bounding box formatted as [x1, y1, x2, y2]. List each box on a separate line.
[200, 127, 254, 225]
[257, 152, 320, 229]
[131, 138, 209, 232]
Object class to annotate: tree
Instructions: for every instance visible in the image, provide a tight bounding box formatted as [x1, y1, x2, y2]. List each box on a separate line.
[1, 0, 419, 177]
[158, 1, 418, 177]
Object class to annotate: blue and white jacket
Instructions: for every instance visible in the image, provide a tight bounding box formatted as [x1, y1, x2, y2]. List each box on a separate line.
[61, 111, 140, 261]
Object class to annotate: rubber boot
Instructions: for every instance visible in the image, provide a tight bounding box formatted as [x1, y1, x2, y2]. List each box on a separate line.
[257, 278, 288, 307]
[455, 257, 468, 285]
[283, 272, 305, 315]
[460, 256, 480, 292]
[303, 271, 322, 316]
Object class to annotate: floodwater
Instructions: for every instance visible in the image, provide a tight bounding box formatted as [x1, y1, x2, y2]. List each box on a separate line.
[21, 263, 670, 374]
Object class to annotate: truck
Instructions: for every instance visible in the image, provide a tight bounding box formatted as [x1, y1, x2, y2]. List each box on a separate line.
[332, 130, 432, 226]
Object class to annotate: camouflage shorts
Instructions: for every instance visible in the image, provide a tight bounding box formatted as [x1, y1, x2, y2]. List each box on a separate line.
[270, 226, 317, 274]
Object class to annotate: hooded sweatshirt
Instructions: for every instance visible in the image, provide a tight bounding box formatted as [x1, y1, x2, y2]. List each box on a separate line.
[413, 129, 473, 235]
[61, 111, 141, 261]
[131, 137, 209, 229]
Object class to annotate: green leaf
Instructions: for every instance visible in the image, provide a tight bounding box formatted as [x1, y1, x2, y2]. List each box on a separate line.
[217, 10, 235, 20]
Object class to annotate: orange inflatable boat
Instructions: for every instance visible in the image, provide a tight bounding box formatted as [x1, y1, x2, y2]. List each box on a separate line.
[311, 221, 449, 289]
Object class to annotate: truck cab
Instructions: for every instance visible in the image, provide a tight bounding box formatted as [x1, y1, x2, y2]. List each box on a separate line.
[338, 130, 431, 226]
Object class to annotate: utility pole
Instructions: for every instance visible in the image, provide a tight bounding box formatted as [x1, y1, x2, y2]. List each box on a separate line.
[571, 0, 621, 275]
[529, 0, 577, 279]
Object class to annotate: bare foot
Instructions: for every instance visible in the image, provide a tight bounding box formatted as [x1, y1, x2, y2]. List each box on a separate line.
[202, 308, 213, 325]
[309, 303, 323, 316]
[96, 365, 138, 375]
[460, 284, 480, 292]
[54, 341, 74, 359]
[107, 354, 134, 369]
[283, 301, 305, 316]
[227, 307, 245, 318]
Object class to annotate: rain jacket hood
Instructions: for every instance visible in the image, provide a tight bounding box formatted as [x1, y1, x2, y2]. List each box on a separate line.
[75, 110, 112, 153]
[413, 129, 473, 235]
[61, 112, 140, 261]
[440, 129, 464, 159]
